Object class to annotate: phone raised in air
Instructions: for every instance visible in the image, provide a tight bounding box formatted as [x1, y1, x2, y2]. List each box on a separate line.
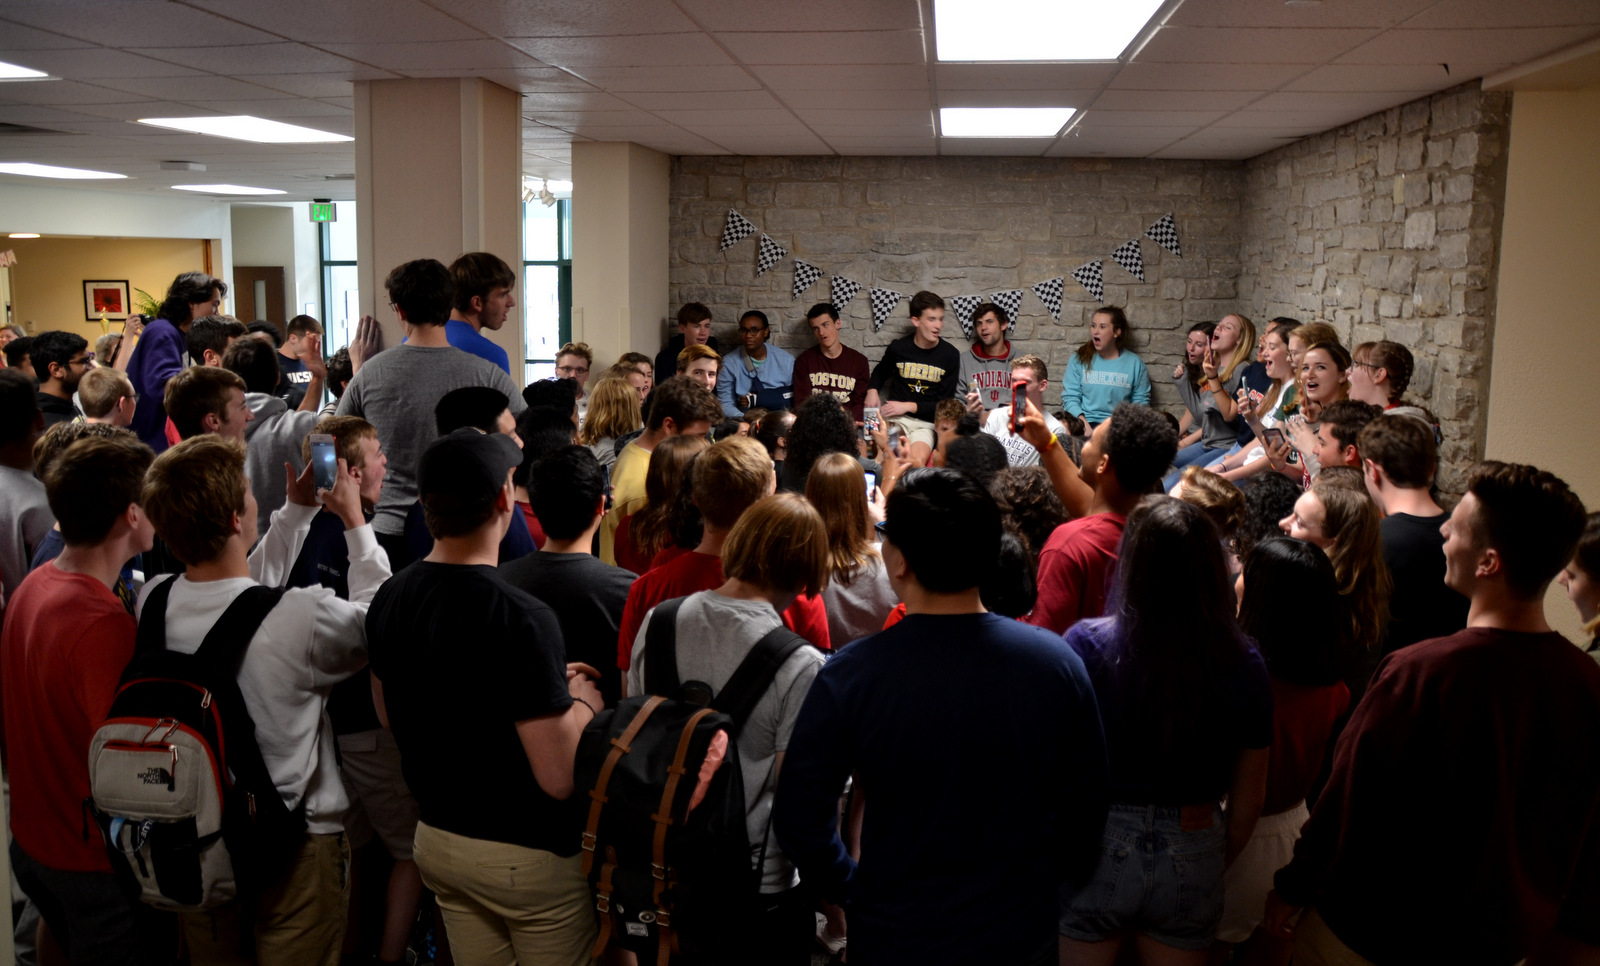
[1009, 380, 1028, 435]
[309, 433, 337, 491]
[863, 469, 878, 498]
[863, 406, 882, 438]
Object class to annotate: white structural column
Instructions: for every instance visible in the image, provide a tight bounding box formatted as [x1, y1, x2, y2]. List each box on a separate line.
[570, 141, 670, 369]
[353, 78, 523, 381]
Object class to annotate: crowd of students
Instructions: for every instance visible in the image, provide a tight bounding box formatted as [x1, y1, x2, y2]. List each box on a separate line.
[0, 265, 1597, 966]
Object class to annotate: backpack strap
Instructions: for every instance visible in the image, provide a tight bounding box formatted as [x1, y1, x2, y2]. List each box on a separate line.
[133, 576, 177, 656]
[194, 586, 286, 672]
[643, 597, 688, 698]
[713, 625, 811, 731]
[651, 706, 718, 966]
[582, 695, 666, 878]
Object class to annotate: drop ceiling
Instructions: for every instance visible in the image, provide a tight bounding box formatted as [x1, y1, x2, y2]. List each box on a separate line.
[0, 0, 1596, 201]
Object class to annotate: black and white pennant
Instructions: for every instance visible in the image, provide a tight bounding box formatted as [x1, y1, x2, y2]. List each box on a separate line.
[1110, 239, 1145, 282]
[989, 289, 1025, 329]
[868, 287, 907, 332]
[949, 294, 984, 340]
[1031, 276, 1065, 321]
[792, 259, 823, 301]
[719, 208, 758, 251]
[1071, 260, 1105, 303]
[755, 234, 787, 277]
[830, 274, 864, 310]
[1145, 213, 1182, 257]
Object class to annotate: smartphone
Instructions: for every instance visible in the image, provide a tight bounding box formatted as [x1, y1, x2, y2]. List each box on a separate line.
[1261, 427, 1285, 449]
[309, 434, 337, 491]
[1010, 379, 1028, 435]
[864, 470, 878, 497]
[863, 406, 881, 437]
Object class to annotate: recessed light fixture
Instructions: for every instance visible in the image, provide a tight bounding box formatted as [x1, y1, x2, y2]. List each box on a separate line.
[934, 0, 1166, 61]
[940, 107, 1076, 138]
[0, 162, 127, 180]
[0, 60, 49, 80]
[137, 116, 353, 144]
[172, 184, 287, 196]
[8, 233, 41, 239]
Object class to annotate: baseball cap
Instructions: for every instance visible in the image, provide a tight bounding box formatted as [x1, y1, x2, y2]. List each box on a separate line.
[417, 427, 521, 506]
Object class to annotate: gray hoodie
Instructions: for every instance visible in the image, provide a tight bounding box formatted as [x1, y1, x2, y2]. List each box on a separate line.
[244, 392, 321, 539]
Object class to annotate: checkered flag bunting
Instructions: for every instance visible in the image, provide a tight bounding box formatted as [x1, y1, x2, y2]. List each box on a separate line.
[830, 274, 864, 310]
[1145, 213, 1182, 257]
[791, 259, 823, 301]
[1110, 239, 1145, 282]
[949, 294, 984, 340]
[989, 289, 1025, 329]
[719, 208, 758, 251]
[868, 287, 907, 332]
[756, 234, 788, 277]
[1071, 260, 1105, 302]
[1031, 276, 1065, 321]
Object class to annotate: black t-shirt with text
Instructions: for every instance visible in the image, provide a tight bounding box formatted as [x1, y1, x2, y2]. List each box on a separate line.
[366, 561, 579, 853]
[278, 353, 310, 410]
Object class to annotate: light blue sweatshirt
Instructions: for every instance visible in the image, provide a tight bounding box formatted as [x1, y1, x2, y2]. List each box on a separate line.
[1063, 350, 1151, 424]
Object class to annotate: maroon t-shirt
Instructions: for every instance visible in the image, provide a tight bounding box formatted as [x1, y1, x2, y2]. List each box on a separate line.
[1263, 678, 1349, 814]
[792, 344, 872, 422]
[1027, 513, 1125, 635]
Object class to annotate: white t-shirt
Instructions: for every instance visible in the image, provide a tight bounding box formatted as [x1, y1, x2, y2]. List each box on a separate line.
[982, 406, 1066, 467]
[135, 502, 390, 833]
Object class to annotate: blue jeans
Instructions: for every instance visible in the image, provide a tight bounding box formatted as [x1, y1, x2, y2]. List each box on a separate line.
[1164, 441, 1231, 491]
[1059, 803, 1227, 951]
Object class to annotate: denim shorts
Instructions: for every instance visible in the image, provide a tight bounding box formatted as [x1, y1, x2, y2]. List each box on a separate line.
[1059, 802, 1227, 951]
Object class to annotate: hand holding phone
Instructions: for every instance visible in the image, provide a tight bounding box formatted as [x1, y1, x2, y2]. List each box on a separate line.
[863, 470, 878, 498]
[1009, 379, 1028, 435]
[863, 406, 882, 436]
[309, 434, 337, 491]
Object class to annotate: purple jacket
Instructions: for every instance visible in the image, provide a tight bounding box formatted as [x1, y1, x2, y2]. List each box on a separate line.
[125, 317, 185, 452]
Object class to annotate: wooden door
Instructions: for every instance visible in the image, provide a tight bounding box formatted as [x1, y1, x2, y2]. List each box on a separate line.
[233, 266, 285, 323]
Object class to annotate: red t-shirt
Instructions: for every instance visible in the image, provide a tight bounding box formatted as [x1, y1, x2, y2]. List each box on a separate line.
[1, 565, 136, 871]
[649, 544, 692, 573]
[883, 602, 907, 629]
[516, 500, 547, 551]
[616, 551, 831, 670]
[1028, 513, 1126, 635]
[613, 513, 655, 576]
[1264, 677, 1350, 814]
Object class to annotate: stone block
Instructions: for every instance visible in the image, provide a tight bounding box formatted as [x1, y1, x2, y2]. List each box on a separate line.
[1336, 197, 1363, 225]
[1413, 270, 1451, 316]
[1345, 226, 1382, 250]
[1158, 174, 1204, 195]
[1404, 210, 1436, 249]
[1435, 204, 1470, 231]
[1100, 172, 1157, 193]
[745, 183, 775, 207]
[1378, 294, 1403, 317]
[1386, 254, 1418, 293]
[1398, 136, 1425, 171]
[856, 210, 892, 230]
[1187, 277, 1237, 299]
[795, 230, 869, 255]
[976, 183, 1044, 206]
[766, 208, 820, 231]
[1051, 213, 1097, 236]
[822, 208, 855, 228]
[744, 158, 791, 180]
[1426, 138, 1453, 169]
[1437, 232, 1469, 269]
[1008, 211, 1053, 241]
[1442, 174, 1474, 205]
[1451, 132, 1480, 169]
[1402, 173, 1431, 206]
[1401, 99, 1431, 133]
[938, 207, 1004, 231]
[841, 157, 901, 181]
[1159, 277, 1186, 300]
[774, 182, 840, 207]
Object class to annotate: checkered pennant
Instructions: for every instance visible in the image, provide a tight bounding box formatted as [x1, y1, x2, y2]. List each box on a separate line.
[1145, 213, 1182, 257]
[756, 234, 788, 277]
[830, 274, 864, 310]
[719, 208, 758, 251]
[1071, 260, 1105, 303]
[1110, 239, 1145, 282]
[989, 289, 1025, 329]
[791, 259, 823, 301]
[1031, 276, 1066, 321]
[868, 287, 907, 332]
[949, 294, 984, 340]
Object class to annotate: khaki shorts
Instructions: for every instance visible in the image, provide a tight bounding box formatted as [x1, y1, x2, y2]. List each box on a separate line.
[887, 414, 936, 450]
[338, 728, 421, 861]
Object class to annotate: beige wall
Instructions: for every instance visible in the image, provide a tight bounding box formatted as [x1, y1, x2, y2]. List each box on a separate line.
[230, 204, 297, 315]
[6, 235, 212, 341]
[1485, 88, 1600, 641]
[571, 141, 669, 370]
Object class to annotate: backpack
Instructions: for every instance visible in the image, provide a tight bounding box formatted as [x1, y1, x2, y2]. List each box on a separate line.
[575, 596, 811, 966]
[88, 578, 307, 911]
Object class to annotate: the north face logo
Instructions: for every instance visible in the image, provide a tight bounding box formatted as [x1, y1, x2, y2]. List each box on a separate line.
[138, 767, 173, 788]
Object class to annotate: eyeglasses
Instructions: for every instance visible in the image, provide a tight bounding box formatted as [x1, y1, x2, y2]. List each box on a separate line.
[1349, 361, 1381, 371]
[555, 365, 588, 376]
[738, 326, 766, 335]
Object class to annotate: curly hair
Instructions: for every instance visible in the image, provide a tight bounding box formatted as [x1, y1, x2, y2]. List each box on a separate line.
[1103, 402, 1178, 494]
[784, 394, 858, 483]
[1177, 466, 1245, 540]
[988, 466, 1067, 566]
[1233, 471, 1302, 562]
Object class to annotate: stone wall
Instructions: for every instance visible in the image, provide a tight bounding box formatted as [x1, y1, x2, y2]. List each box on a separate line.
[1237, 82, 1512, 491]
[668, 156, 1245, 410]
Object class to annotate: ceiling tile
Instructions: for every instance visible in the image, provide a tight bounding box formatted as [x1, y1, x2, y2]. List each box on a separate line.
[1088, 110, 1230, 127]
[232, 73, 391, 99]
[1208, 110, 1362, 131]
[438, 0, 699, 37]
[674, 0, 921, 32]
[400, 68, 596, 92]
[936, 89, 1099, 108]
[749, 64, 929, 91]
[1404, 0, 1600, 29]
[128, 44, 364, 76]
[1247, 90, 1434, 116]
[938, 137, 1054, 156]
[0, 79, 152, 106]
[0, 3, 281, 47]
[1167, 0, 1436, 29]
[564, 65, 761, 92]
[708, 135, 833, 154]
[507, 33, 731, 68]
[45, 101, 193, 121]
[1284, 63, 1495, 92]
[0, 47, 204, 80]
[1334, 26, 1600, 66]
[524, 109, 666, 128]
[1110, 62, 1304, 91]
[795, 108, 933, 127]
[779, 88, 932, 110]
[1090, 89, 1265, 112]
[620, 89, 784, 110]
[934, 63, 1120, 91]
[1073, 124, 1203, 139]
[0, 21, 99, 50]
[718, 31, 926, 66]
[113, 75, 296, 102]
[520, 90, 638, 112]
[177, 99, 352, 119]
[321, 40, 545, 71]
[184, 0, 488, 44]
[653, 108, 800, 126]
[1137, 27, 1382, 64]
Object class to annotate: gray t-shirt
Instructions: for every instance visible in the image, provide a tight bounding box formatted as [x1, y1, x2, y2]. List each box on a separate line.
[0, 464, 54, 608]
[822, 552, 899, 648]
[626, 592, 824, 894]
[337, 344, 526, 534]
[1174, 367, 1242, 450]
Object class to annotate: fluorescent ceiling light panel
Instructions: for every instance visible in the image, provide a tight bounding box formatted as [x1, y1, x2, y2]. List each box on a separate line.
[0, 60, 49, 80]
[9, 233, 41, 239]
[934, 0, 1166, 61]
[172, 184, 286, 196]
[940, 107, 1075, 138]
[0, 162, 126, 180]
[137, 116, 353, 144]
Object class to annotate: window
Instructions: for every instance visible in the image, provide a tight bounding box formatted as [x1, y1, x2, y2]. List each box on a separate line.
[523, 197, 571, 385]
[318, 208, 358, 353]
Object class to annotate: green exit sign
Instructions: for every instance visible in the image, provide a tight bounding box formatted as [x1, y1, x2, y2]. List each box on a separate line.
[309, 202, 337, 223]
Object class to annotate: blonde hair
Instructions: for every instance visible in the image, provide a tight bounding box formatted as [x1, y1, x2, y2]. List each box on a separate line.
[676, 343, 721, 372]
[692, 436, 774, 530]
[1218, 314, 1257, 384]
[1177, 466, 1245, 538]
[77, 367, 135, 419]
[1013, 354, 1048, 383]
[722, 493, 830, 597]
[579, 376, 642, 446]
[1312, 478, 1391, 652]
[556, 341, 593, 366]
[300, 415, 377, 470]
[142, 435, 249, 566]
[804, 452, 878, 583]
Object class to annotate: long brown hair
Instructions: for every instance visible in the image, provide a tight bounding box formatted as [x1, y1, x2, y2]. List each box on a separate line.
[628, 435, 710, 559]
[804, 452, 878, 583]
[1312, 478, 1391, 654]
[1076, 306, 1129, 368]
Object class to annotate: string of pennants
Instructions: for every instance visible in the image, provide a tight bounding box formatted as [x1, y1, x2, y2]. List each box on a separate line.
[718, 209, 1183, 332]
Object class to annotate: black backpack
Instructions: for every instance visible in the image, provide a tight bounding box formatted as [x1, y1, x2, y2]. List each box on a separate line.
[574, 596, 811, 965]
[88, 579, 307, 911]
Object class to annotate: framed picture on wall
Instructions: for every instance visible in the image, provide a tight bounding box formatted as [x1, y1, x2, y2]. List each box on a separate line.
[83, 280, 130, 321]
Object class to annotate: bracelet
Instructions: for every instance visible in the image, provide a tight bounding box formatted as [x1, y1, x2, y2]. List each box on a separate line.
[1044, 433, 1059, 452]
[573, 697, 598, 719]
